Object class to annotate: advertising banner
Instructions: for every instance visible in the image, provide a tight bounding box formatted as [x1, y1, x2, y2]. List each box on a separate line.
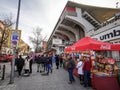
[92, 26, 120, 42]
[52, 38, 62, 45]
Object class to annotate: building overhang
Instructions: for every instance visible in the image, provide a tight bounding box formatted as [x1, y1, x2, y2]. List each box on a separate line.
[47, 1, 120, 49]
[67, 1, 120, 23]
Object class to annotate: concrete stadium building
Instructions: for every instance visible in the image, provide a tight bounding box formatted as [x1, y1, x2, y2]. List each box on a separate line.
[47, 1, 120, 57]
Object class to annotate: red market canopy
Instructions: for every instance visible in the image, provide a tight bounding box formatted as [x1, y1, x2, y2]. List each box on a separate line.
[110, 44, 120, 50]
[65, 37, 120, 52]
[64, 46, 72, 52]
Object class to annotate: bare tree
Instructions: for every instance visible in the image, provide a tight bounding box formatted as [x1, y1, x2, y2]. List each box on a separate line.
[0, 14, 14, 53]
[29, 27, 46, 53]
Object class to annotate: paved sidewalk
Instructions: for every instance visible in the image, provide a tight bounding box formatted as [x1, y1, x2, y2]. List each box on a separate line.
[0, 64, 92, 90]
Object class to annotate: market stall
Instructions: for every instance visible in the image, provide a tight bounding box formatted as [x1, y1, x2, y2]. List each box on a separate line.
[64, 37, 120, 89]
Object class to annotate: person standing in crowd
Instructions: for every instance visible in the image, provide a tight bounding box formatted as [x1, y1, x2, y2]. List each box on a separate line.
[36, 55, 41, 72]
[29, 55, 33, 74]
[59, 55, 63, 67]
[15, 54, 19, 72]
[76, 59, 84, 85]
[46, 54, 52, 75]
[66, 56, 75, 84]
[24, 56, 30, 75]
[16, 55, 25, 77]
[39, 54, 45, 72]
[55, 54, 59, 69]
[43, 54, 47, 72]
[52, 54, 56, 65]
[82, 55, 92, 87]
[48, 54, 53, 68]
[34, 55, 37, 63]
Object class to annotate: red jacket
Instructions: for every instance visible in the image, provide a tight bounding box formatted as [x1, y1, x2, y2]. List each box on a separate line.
[83, 59, 92, 71]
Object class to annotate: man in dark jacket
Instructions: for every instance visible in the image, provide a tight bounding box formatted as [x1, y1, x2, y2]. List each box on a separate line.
[36, 55, 42, 72]
[55, 54, 59, 69]
[42, 54, 47, 72]
[16, 55, 24, 76]
[46, 55, 52, 75]
[67, 56, 75, 84]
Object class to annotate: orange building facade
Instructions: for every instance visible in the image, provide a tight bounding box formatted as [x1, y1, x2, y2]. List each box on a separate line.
[0, 20, 30, 54]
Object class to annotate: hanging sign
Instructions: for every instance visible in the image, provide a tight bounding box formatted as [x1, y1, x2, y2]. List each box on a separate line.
[9, 30, 21, 48]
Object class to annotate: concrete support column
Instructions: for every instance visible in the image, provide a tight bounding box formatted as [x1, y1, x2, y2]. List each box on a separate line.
[75, 34, 79, 41]
[75, 28, 80, 41]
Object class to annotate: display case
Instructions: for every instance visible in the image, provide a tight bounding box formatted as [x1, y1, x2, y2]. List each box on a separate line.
[92, 55, 120, 90]
[95, 56, 118, 75]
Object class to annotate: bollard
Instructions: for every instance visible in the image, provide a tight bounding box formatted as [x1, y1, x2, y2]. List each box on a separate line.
[0, 65, 1, 70]
[2, 64, 5, 80]
[0, 65, 1, 79]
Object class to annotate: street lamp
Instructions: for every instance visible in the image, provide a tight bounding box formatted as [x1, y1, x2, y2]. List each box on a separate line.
[16, 0, 21, 30]
[9, 0, 21, 84]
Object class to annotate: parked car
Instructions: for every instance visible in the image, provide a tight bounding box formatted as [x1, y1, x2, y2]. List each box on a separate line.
[0, 54, 13, 62]
[6, 54, 13, 61]
[0, 54, 7, 62]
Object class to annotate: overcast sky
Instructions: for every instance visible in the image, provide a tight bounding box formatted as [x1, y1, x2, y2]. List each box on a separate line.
[0, 0, 120, 47]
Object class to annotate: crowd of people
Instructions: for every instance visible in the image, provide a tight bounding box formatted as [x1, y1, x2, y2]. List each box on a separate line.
[15, 55, 33, 77]
[14, 53, 92, 88]
[64, 54, 92, 88]
[15, 54, 64, 77]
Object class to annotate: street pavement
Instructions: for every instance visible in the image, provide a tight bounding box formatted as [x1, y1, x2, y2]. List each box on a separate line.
[0, 63, 92, 90]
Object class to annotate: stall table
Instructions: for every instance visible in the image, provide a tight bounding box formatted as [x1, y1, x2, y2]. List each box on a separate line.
[92, 74, 120, 90]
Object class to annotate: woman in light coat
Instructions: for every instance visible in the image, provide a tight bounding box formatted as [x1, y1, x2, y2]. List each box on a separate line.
[24, 56, 30, 74]
[76, 59, 84, 84]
